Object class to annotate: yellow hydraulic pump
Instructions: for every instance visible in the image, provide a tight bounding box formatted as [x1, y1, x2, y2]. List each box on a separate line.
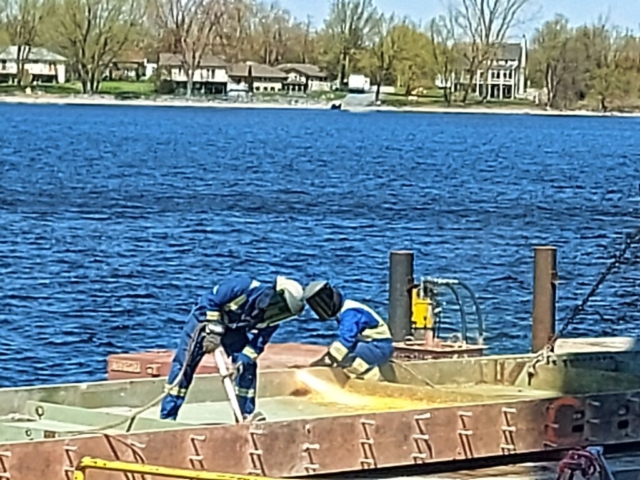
[410, 282, 437, 343]
[409, 277, 485, 346]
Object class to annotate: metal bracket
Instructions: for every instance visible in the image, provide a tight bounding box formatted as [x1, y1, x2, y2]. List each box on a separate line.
[359, 419, 377, 469]
[63, 445, 78, 480]
[189, 434, 207, 470]
[126, 438, 148, 478]
[0, 451, 10, 480]
[248, 428, 266, 476]
[458, 411, 474, 459]
[411, 412, 434, 463]
[500, 407, 517, 454]
[127, 440, 146, 450]
[302, 443, 320, 474]
[586, 400, 602, 442]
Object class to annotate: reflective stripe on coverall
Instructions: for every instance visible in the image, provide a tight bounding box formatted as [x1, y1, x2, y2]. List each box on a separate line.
[160, 274, 278, 420]
[327, 300, 393, 381]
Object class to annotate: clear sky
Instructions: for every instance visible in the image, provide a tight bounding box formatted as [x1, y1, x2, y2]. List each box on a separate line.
[282, 0, 640, 38]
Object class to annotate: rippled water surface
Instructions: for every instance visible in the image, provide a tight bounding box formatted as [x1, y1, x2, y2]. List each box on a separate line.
[1, 103, 639, 387]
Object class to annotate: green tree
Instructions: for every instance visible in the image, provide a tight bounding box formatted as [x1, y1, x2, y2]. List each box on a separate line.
[321, 0, 377, 86]
[579, 22, 640, 111]
[529, 15, 574, 108]
[43, 0, 144, 94]
[391, 22, 434, 96]
[361, 12, 402, 102]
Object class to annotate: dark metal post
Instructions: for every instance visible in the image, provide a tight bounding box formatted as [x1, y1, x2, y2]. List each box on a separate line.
[532, 246, 557, 352]
[389, 250, 414, 342]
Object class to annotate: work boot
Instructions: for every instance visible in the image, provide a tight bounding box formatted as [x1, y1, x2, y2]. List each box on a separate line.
[243, 410, 267, 423]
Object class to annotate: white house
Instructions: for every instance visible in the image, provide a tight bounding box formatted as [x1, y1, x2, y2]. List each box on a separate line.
[0, 46, 66, 84]
[144, 61, 157, 80]
[436, 35, 528, 100]
[277, 63, 331, 93]
[475, 36, 527, 99]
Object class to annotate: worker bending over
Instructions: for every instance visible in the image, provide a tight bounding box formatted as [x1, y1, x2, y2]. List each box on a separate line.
[304, 281, 393, 381]
[160, 274, 305, 421]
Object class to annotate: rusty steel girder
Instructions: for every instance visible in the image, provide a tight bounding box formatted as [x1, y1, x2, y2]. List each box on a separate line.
[2, 389, 640, 480]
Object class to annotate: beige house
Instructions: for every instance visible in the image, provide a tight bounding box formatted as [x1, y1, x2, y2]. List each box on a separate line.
[436, 36, 528, 100]
[0, 46, 66, 84]
[227, 62, 288, 93]
[156, 53, 334, 96]
[277, 64, 331, 93]
[158, 53, 229, 94]
[107, 53, 149, 81]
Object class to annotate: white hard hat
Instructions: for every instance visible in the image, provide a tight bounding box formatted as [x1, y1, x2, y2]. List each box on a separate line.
[275, 276, 305, 316]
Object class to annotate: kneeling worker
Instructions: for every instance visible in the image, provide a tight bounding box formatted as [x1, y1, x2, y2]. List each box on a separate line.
[304, 281, 393, 381]
[160, 274, 305, 421]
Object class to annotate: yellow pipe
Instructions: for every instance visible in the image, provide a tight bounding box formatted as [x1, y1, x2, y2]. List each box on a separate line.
[73, 456, 285, 480]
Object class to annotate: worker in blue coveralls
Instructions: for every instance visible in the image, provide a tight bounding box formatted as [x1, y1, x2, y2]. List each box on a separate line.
[303, 281, 393, 381]
[160, 274, 305, 422]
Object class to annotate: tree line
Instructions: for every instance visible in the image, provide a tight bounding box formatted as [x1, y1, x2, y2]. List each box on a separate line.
[0, 0, 639, 110]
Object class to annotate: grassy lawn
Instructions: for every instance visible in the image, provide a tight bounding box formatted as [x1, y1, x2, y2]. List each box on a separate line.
[249, 90, 347, 102]
[1, 81, 538, 109]
[0, 81, 156, 97]
[0, 83, 80, 95]
[99, 81, 156, 97]
[381, 89, 538, 109]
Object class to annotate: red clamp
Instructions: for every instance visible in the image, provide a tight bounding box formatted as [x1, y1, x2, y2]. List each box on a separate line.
[556, 447, 602, 480]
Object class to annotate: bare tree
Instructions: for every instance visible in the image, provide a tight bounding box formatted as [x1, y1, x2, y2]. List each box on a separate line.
[216, 0, 254, 62]
[152, 0, 226, 97]
[430, 8, 459, 104]
[1, 0, 47, 86]
[45, 0, 144, 94]
[453, 0, 531, 102]
[254, 1, 291, 65]
[299, 16, 314, 63]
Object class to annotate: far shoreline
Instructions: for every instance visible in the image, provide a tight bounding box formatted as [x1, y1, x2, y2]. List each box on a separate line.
[1, 93, 639, 118]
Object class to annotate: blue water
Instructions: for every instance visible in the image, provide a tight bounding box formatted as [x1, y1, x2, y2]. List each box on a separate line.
[1, 103, 639, 388]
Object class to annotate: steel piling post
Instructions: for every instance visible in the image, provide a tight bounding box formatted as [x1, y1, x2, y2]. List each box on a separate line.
[532, 246, 558, 352]
[389, 250, 414, 342]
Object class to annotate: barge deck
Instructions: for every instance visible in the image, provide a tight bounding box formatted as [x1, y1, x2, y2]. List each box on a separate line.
[3, 348, 640, 480]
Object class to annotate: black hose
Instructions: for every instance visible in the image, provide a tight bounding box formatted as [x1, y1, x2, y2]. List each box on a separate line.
[67, 321, 209, 436]
[441, 283, 468, 343]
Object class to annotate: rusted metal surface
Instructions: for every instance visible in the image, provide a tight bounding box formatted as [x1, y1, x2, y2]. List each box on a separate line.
[532, 246, 558, 352]
[392, 341, 487, 361]
[4, 389, 640, 480]
[107, 343, 326, 380]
